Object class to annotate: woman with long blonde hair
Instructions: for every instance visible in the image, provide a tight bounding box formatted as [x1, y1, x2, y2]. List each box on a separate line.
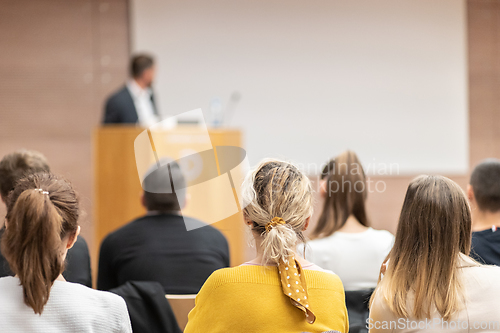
[369, 175, 500, 332]
[185, 159, 348, 333]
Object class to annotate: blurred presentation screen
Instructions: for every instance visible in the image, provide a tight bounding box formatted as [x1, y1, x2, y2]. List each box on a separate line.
[131, 0, 467, 175]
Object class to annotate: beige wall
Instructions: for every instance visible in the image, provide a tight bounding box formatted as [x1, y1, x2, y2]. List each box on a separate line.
[1, 0, 500, 271]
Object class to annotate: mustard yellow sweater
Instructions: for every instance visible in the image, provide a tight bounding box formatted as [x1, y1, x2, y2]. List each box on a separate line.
[184, 265, 348, 333]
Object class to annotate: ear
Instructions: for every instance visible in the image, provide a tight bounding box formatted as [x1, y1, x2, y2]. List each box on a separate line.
[182, 193, 190, 209]
[243, 215, 253, 226]
[66, 226, 81, 250]
[302, 216, 311, 231]
[319, 179, 327, 198]
[140, 192, 147, 209]
[467, 184, 475, 203]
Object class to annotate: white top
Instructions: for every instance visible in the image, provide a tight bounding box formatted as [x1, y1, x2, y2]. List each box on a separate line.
[303, 227, 394, 290]
[369, 255, 500, 332]
[0, 276, 132, 333]
[126, 79, 158, 127]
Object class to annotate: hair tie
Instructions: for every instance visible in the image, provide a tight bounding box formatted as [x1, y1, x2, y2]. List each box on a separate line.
[35, 188, 49, 195]
[265, 217, 286, 233]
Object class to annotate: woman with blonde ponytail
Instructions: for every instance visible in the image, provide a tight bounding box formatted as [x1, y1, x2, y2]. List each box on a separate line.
[185, 159, 348, 333]
[0, 173, 132, 332]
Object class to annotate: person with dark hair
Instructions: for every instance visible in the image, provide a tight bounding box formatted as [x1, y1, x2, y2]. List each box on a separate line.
[103, 54, 159, 125]
[0, 173, 132, 332]
[468, 158, 500, 266]
[0, 150, 92, 287]
[97, 158, 230, 294]
[304, 151, 394, 291]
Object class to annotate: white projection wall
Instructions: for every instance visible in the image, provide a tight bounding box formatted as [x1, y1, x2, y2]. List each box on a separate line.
[130, 0, 467, 175]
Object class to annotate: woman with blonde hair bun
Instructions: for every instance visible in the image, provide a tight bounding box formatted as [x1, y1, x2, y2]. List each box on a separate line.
[185, 159, 348, 333]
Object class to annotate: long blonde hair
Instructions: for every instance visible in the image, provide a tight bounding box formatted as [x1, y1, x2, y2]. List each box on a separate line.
[242, 159, 313, 265]
[371, 175, 471, 320]
[311, 150, 369, 239]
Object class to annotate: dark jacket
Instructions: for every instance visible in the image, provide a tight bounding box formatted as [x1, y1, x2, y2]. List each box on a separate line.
[98, 213, 230, 294]
[103, 86, 139, 124]
[64, 236, 93, 287]
[471, 228, 500, 266]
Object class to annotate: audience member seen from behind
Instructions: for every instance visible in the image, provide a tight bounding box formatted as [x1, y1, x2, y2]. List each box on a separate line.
[185, 159, 348, 333]
[468, 158, 500, 266]
[0, 173, 131, 332]
[0, 150, 92, 287]
[369, 175, 500, 333]
[98, 158, 230, 294]
[304, 151, 394, 291]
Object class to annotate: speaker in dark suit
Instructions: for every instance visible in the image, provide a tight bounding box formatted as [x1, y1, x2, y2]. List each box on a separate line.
[103, 54, 159, 125]
[103, 86, 139, 124]
[103, 86, 159, 124]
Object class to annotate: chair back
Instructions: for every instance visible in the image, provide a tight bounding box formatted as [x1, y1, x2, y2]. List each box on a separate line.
[345, 289, 374, 333]
[111, 281, 181, 333]
[165, 294, 197, 331]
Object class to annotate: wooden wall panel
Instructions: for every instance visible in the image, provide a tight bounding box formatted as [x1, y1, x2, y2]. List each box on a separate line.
[468, 0, 500, 168]
[0, 0, 130, 283]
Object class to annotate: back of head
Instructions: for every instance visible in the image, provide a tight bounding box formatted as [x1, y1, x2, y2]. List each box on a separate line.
[242, 159, 313, 265]
[470, 158, 500, 213]
[312, 150, 369, 238]
[1, 173, 79, 314]
[142, 158, 186, 212]
[0, 150, 50, 201]
[375, 175, 471, 320]
[131, 54, 154, 79]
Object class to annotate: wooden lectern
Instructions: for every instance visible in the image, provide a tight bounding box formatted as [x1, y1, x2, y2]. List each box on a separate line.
[93, 126, 246, 284]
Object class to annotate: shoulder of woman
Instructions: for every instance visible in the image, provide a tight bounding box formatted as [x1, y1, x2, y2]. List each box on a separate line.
[197, 267, 238, 293]
[55, 281, 126, 307]
[369, 228, 395, 238]
[91, 290, 131, 332]
[304, 269, 344, 290]
[461, 259, 500, 282]
[368, 288, 397, 323]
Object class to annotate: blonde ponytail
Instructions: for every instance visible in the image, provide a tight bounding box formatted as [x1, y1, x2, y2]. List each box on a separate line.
[261, 223, 298, 264]
[242, 159, 313, 265]
[2, 173, 79, 314]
